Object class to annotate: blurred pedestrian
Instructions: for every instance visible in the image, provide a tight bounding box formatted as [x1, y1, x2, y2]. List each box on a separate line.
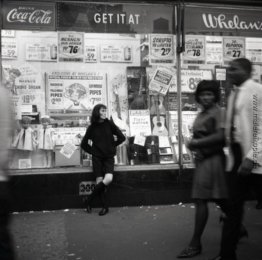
[210, 58, 262, 260]
[81, 104, 125, 216]
[0, 86, 16, 260]
[177, 80, 227, 258]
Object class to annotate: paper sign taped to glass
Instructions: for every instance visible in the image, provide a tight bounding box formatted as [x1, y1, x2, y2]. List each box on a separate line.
[60, 142, 77, 159]
[148, 66, 174, 96]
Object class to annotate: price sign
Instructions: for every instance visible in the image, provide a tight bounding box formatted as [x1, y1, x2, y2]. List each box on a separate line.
[1, 37, 17, 59]
[85, 45, 97, 63]
[223, 37, 245, 63]
[79, 181, 96, 195]
[58, 32, 84, 62]
[149, 34, 175, 65]
[181, 69, 213, 92]
[183, 35, 205, 64]
[1, 30, 15, 37]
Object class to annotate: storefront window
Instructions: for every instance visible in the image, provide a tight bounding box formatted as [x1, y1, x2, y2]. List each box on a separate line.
[180, 4, 262, 167]
[1, 1, 178, 170]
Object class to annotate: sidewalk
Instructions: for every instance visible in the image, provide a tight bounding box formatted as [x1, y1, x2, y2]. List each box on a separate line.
[10, 201, 262, 260]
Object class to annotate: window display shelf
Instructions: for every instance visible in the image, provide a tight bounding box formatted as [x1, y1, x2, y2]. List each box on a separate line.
[9, 163, 180, 176]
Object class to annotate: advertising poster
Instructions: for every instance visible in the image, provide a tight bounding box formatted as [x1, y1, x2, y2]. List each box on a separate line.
[1, 37, 17, 59]
[223, 37, 245, 63]
[181, 69, 213, 93]
[3, 64, 44, 119]
[183, 35, 205, 64]
[58, 32, 84, 62]
[149, 34, 175, 65]
[47, 71, 106, 112]
[205, 36, 223, 64]
[245, 38, 262, 64]
[148, 66, 174, 96]
[85, 45, 97, 63]
[129, 110, 151, 137]
[26, 43, 57, 61]
[100, 45, 132, 63]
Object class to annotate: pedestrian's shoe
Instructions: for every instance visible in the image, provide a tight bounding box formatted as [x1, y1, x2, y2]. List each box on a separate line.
[86, 204, 92, 214]
[98, 207, 109, 216]
[177, 245, 202, 258]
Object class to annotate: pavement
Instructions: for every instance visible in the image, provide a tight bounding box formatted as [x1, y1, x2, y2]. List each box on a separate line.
[10, 201, 262, 260]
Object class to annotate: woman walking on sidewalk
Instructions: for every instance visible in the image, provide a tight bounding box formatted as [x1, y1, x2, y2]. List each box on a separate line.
[177, 80, 228, 258]
[81, 104, 125, 216]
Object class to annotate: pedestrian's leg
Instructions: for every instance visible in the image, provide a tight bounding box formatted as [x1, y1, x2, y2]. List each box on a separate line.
[85, 177, 104, 213]
[177, 199, 206, 258]
[189, 199, 208, 248]
[98, 173, 113, 216]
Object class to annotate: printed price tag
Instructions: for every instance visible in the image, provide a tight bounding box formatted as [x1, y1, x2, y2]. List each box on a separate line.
[58, 32, 84, 62]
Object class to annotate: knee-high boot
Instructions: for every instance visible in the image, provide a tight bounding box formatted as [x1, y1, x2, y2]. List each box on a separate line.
[86, 182, 105, 213]
[99, 188, 109, 216]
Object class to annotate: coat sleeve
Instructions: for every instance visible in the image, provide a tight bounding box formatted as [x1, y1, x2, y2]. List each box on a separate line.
[80, 126, 92, 154]
[110, 121, 126, 147]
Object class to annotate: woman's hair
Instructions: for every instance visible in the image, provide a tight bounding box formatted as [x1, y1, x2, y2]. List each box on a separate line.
[90, 104, 107, 124]
[195, 80, 220, 104]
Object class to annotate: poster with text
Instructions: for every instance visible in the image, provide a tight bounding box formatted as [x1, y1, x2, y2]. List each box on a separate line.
[205, 36, 223, 64]
[148, 66, 174, 96]
[58, 32, 84, 62]
[26, 43, 57, 61]
[85, 45, 97, 63]
[245, 38, 262, 64]
[149, 34, 175, 65]
[47, 71, 106, 112]
[183, 35, 205, 64]
[129, 110, 151, 137]
[100, 45, 132, 63]
[1, 37, 17, 59]
[181, 69, 213, 93]
[223, 37, 245, 64]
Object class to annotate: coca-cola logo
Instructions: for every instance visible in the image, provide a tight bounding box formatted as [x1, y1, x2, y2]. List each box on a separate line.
[6, 8, 53, 25]
[202, 13, 262, 31]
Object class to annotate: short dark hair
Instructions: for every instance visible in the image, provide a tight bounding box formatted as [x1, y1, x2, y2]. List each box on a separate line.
[195, 80, 220, 104]
[91, 104, 107, 124]
[232, 58, 252, 76]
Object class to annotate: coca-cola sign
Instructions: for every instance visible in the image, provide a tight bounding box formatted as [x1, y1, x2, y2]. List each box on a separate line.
[3, 2, 55, 30]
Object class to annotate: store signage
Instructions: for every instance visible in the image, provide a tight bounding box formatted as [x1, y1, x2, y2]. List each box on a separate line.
[57, 3, 173, 34]
[3, 2, 55, 30]
[185, 6, 262, 36]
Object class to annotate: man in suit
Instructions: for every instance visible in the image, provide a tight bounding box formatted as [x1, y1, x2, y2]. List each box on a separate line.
[211, 58, 262, 260]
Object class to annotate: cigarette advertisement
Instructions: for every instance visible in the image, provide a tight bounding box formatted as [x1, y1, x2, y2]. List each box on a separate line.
[58, 32, 84, 62]
[47, 71, 106, 112]
[149, 34, 175, 65]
